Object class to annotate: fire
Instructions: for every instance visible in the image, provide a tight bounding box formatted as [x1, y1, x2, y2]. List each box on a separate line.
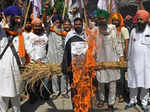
[71, 28, 97, 112]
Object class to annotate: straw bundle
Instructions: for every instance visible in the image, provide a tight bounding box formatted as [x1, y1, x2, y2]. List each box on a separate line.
[95, 61, 127, 70]
[22, 61, 127, 82]
[22, 62, 61, 88]
[21, 61, 127, 94]
[21, 61, 127, 97]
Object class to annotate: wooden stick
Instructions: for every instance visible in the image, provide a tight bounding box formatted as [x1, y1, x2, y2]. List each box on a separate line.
[138, 0, 145, 10]
[108, 0, 112, 14]
[83, 0, 88, 28]
[46, 0, 51, 5]
[23, 0, 32, 29]
[62, 0, 68, 20]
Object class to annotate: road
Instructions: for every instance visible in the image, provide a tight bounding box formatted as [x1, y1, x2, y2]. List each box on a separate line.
[15, 92, 148, 112]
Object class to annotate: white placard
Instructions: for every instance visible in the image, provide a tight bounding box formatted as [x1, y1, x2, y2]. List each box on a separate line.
[71, 41, 88, 56]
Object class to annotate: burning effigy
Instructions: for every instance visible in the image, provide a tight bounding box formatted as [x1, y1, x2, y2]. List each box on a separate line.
[21, 28, 127, 111]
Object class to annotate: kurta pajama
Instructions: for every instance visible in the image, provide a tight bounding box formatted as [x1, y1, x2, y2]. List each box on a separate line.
[0, 30, 22, 112]
[24, 32, 49, 99]
[47, 31, 66, 95]
[128, 25, 150, 106]
[96, 24, 123, 105]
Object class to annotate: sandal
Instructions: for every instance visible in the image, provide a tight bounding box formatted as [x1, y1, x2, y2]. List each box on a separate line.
[96, 101, 104, 108]
[118, 97, 124, 103]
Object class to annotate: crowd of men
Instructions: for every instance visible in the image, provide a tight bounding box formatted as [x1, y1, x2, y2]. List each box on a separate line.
[0, 0, 150, 112]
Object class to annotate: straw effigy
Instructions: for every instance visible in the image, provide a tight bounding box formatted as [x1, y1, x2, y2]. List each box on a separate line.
[21, 63, 61, 89]
[21, 61, 127, 88]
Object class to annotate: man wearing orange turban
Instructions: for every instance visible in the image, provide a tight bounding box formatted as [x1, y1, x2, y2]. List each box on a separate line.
[136, 10, 150, 22]
[125, 10, 150, 112]
[24, 18, 49, 103]
[110, 12, 129, 103]
[31, 18, 42, 25]
[31, 18, 44, 35]
[135, 10, 150, 32]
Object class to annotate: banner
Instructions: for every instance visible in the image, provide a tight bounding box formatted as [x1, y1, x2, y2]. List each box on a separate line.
[33, 0, 42, 19]
[50, 0, 55, 7]
[97, 0, 117, 12]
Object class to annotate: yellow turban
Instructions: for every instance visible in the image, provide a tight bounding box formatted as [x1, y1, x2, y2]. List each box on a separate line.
[109, 12, 124, 36]
[111, 13, 120, 20]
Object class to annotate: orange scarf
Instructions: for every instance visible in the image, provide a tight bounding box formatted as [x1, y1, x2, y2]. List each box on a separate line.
[4, 28, 26, 58]
[18, 33, 26, 58]
[49, 26, 68, 37]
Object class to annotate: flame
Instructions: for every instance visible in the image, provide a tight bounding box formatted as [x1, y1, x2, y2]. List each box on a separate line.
[71, 28, 97, 112]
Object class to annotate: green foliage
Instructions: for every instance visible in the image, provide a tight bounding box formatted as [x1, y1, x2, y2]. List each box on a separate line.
[42, 0, 68, 18]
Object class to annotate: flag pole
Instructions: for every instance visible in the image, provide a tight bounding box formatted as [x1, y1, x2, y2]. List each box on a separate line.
[23, 0, 32, 29]
[108, 0, 112, 14]
[62, 0, 68, 21]
[83, 0, 88, 28]
[137, 0, 144, 10]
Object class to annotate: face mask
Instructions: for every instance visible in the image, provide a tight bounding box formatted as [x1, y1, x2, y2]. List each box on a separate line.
[75, 27, 82, 34]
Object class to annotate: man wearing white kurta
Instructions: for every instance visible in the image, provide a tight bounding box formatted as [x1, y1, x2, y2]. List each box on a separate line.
[24, 31, 48, 63]
[0, 27, 22, 112]
[47, 16, 65, 100]
[125, 10, 150, 112]
[0, 36, 21, 112]
[95, 9, 124, 112]
[0, 5, 23, 112]
[24, 18, 48, 103]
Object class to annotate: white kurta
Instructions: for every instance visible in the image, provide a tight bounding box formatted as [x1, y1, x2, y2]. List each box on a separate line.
[24, 32, 48, 63]
[128, 25, 150, 89]
[47, 31, 64, 64]
[0, 33, 22, 97]
[96, 24, 123, 83]
[65, 30, 87, 45]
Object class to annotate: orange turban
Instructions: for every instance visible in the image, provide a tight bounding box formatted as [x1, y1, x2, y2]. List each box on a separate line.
[136, 10, 150, 22]
[31, 18, 42, 25]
